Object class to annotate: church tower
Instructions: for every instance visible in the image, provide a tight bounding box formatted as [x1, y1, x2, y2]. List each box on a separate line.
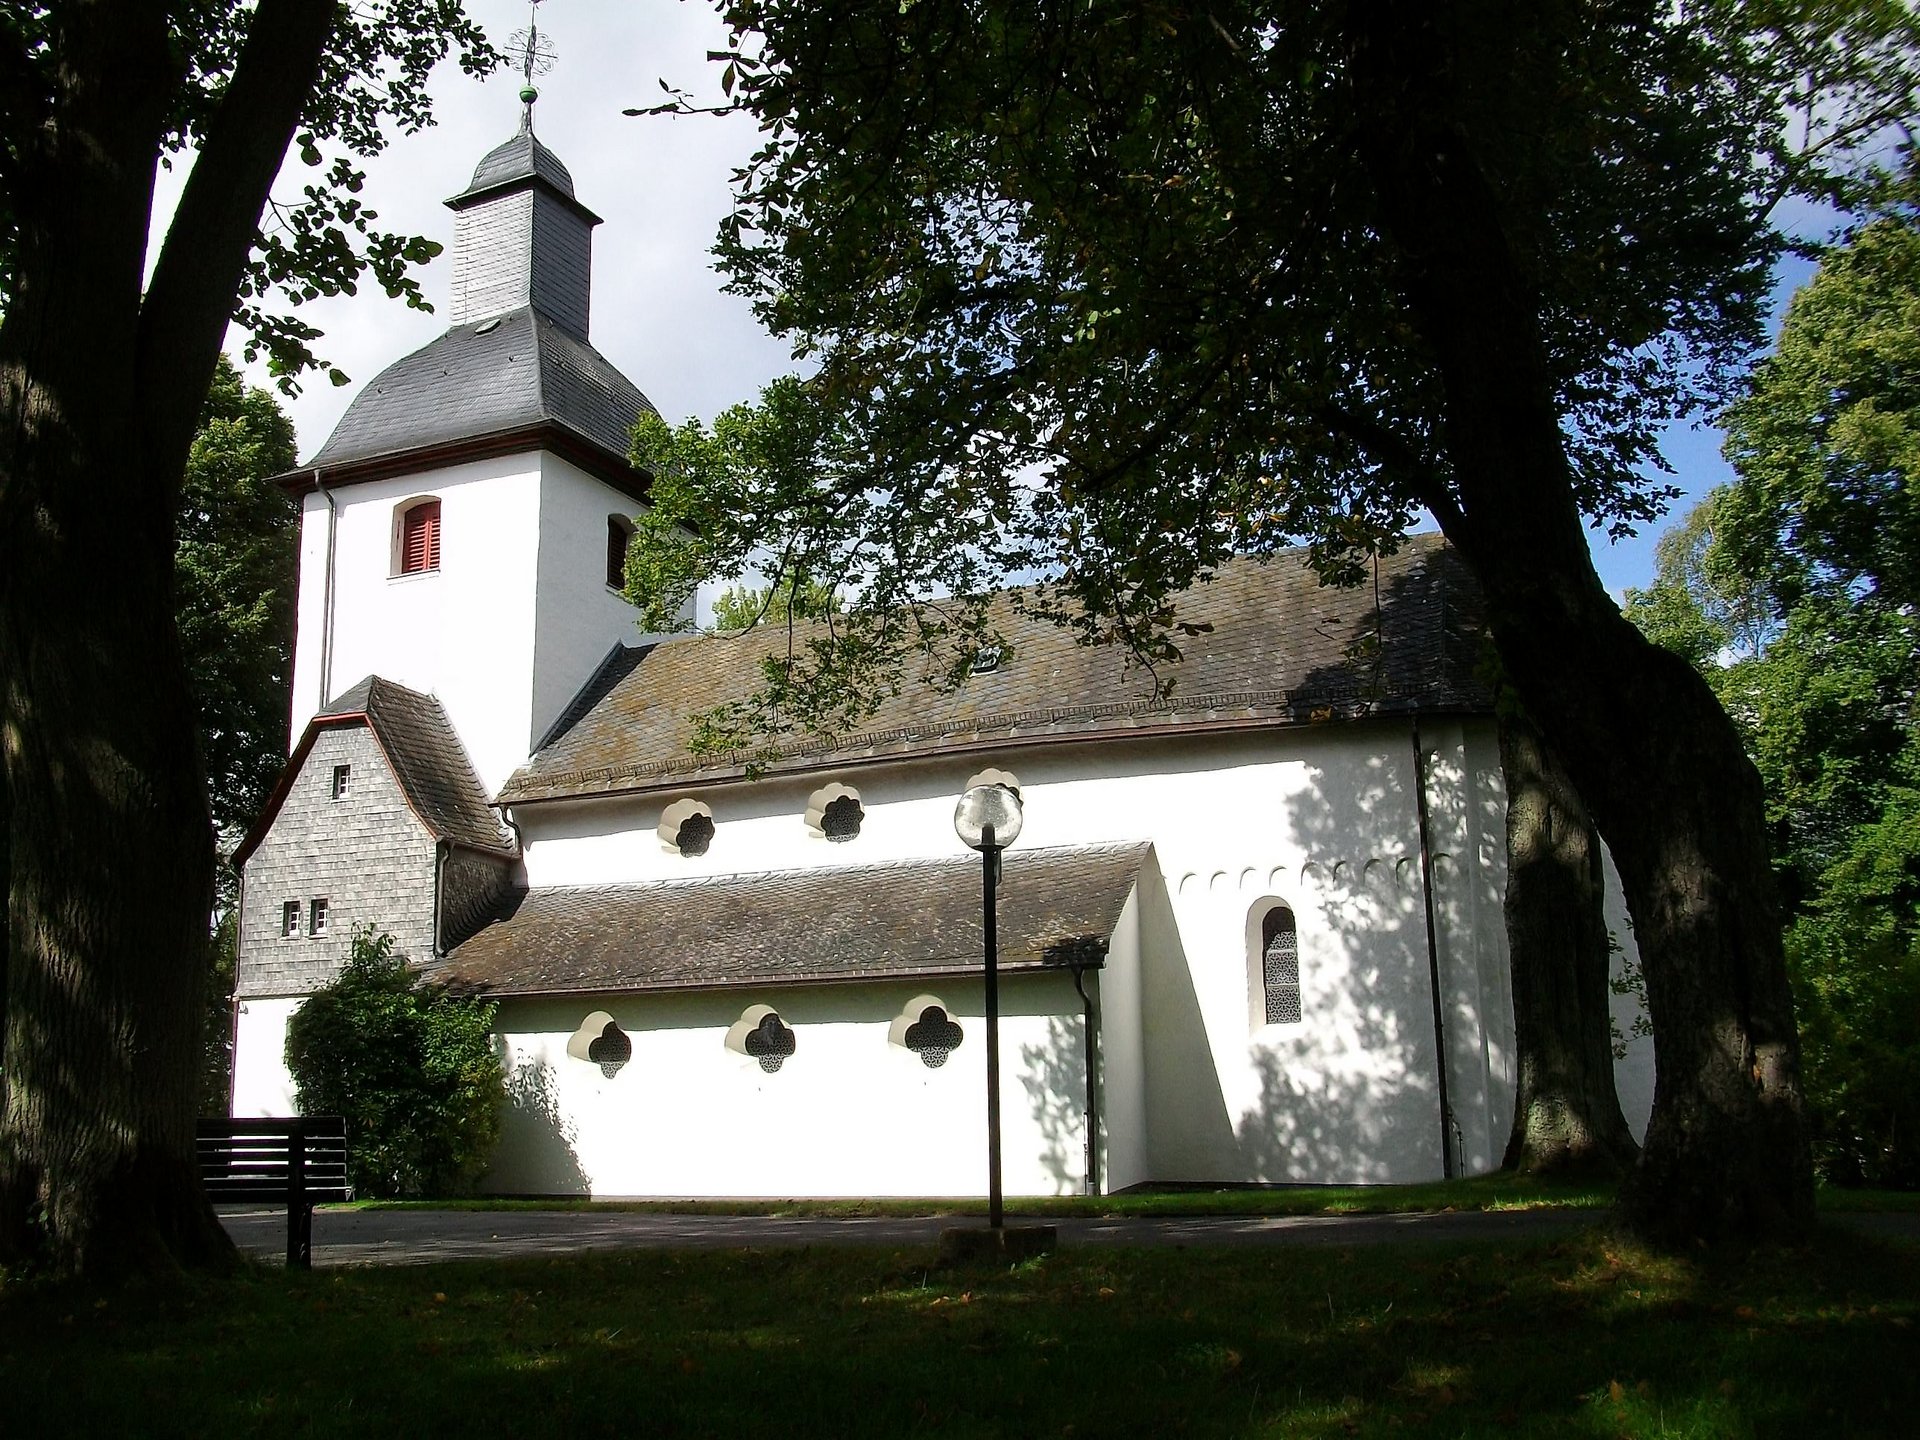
[280, 110, 663, 797]
[231, 97, 672, 1113]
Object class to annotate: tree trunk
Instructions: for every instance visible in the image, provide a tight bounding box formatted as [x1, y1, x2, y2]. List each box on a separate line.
[1351, 1, 1813, 1243]
[1499, 711, 1639, 1177]
[0, 0, 332, 1278]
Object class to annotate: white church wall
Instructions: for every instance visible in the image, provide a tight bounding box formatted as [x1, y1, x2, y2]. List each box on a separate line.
[1603, 845, 1656, 1142]
[484, 974, 1089, 1198]
[1098, 885, 1150, 1194]
[1462, 720, 1520, 1167]
[530, 454, 655, 748]
[232, 996, 304, 1117]
[507, 720, 1552, 1187]
[288, 454, 545, 796]
[1158, 841, 1447, 1185]
[289, 491, 333, 748]
[1422, 718, 1515, 1178]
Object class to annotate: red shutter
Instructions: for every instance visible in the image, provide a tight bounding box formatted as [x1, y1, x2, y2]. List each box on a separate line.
[402, 500, 441, 574]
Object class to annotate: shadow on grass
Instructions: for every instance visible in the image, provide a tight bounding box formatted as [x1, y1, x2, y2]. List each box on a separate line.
[4, 1226, 1915, 1437]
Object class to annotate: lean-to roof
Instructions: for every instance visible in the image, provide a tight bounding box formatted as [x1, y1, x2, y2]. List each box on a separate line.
[437, 842, 1146, 997]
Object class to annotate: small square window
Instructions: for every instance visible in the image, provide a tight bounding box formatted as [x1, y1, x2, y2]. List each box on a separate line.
[309, 898, 329, 937]
[331, 764, 351, 800]
[282, 900, 301, 938]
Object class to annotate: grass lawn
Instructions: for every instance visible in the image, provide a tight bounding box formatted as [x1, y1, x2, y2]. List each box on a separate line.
[353, 1173, 1613, 1219]
[4, 1223, 1915, 1437]
[346, 1174, 1914, 1219]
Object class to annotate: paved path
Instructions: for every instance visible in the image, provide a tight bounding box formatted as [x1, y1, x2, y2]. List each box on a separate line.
[220, 1205, 1609, 1268]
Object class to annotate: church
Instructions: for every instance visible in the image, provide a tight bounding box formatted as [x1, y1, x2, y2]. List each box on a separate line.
[230, 111, 1654, 1197]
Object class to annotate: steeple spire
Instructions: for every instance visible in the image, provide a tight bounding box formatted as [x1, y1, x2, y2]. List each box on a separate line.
[507, 0, 556, 133]
[442, 2, 597, 338]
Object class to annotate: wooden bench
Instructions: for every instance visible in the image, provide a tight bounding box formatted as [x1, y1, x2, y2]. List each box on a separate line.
[196, 1116, 351, 1268]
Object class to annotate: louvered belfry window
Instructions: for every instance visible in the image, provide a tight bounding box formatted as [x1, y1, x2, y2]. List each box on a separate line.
[1262, 907, 1302, 1025]
[400, 500, 441, 574]
[606, 517, 632, 589]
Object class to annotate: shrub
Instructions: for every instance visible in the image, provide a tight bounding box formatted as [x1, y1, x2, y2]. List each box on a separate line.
[1787, 784, 1920, 1189]
[285, 927, 504, 1198]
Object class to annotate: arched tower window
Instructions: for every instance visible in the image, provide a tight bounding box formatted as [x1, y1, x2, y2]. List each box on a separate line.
[1255, 904, 1301, 1026]
[606, 515, 635, 590]
[395, 498, 441, 575]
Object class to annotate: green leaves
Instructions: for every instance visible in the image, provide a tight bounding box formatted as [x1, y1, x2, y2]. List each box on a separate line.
[1720, 212, 1920, 613]
[175, 356, 299, 849]
[1628, 201, 1920, 1185]
[285, 928, 504, 1200]
[626, 0, 1901, 743]
[223, 3, 497, 387]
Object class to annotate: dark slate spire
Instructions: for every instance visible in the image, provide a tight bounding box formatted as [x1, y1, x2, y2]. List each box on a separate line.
[444, 112, 601, 339]
[451, 112, 583, 207]
[296, 117, 655, 482]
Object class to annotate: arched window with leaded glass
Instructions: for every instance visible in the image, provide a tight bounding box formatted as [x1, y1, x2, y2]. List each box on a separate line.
[1254, 904, 1301, 1027]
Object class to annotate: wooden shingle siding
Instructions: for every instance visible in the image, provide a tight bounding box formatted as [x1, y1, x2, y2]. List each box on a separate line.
[238, 725, 438, 997]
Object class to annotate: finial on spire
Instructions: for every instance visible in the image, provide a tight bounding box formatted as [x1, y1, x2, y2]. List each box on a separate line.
[507, 0, 556, 131]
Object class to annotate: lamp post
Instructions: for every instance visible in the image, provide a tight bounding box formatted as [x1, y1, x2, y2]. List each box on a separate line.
[954, 781, 1023, 1230]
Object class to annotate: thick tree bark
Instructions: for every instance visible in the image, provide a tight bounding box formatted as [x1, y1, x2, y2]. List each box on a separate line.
[1499, 712, 1639, 1177]
[1350, 1, 1813, 1243]
[0, 0, 331, 1276]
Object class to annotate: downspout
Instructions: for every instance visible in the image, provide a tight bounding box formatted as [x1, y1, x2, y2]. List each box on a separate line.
[228, 866, 247, 1116]
[315, 469, 339, 711]
[1071, 962, 1102, 1197]
[431, 839, 449, 959]
[493, 802, 525, 858]
[1411, 714, 1458, 1179]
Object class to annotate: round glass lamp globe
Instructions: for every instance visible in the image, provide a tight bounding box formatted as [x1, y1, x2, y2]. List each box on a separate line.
[954, 783, 1024, 850]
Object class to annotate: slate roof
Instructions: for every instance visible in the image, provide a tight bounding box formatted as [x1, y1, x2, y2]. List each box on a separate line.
[306, 306, 654, 472]
[319, 677, 516, 854]
[436, 842, 1147, 997]
[500, 533, 1491, 804]
[448, 123, 593, 217]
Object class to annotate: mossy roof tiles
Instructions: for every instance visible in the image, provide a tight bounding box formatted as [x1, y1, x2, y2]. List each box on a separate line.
[501, 534, 1490, 804]
[437, 842, 1147, 996]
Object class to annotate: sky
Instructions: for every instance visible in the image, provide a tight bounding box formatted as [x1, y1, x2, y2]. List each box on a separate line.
[163, 0, 1823, 603]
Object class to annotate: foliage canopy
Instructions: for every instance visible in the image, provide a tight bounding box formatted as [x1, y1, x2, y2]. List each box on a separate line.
[1628, 196, 1920, 1187]
[177, 356, 301, 844]
[629, 1, 1920, 744]
[285, 928, 504, 1200]
[0, 1, 495, 386]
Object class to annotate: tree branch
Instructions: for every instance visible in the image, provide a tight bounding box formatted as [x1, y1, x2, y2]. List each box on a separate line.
[135, 0, 334, 477]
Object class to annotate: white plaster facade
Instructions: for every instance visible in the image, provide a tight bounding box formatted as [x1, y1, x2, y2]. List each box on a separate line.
[249, 486, 1665, 1199]
[236, 703, 1654, 1195]
[288, 451, 670, 797]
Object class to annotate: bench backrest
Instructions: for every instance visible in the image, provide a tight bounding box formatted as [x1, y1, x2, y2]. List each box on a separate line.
[197, 1116, 352, 1204]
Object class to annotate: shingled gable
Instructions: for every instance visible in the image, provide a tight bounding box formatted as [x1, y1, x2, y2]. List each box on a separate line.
[499, 533, 1492, 805]
[234, 675, 515, 868]
[436, 842, 1148, 997]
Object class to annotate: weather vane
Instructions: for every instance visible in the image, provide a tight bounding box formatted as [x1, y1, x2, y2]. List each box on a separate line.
[505, 0, 557, 127]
